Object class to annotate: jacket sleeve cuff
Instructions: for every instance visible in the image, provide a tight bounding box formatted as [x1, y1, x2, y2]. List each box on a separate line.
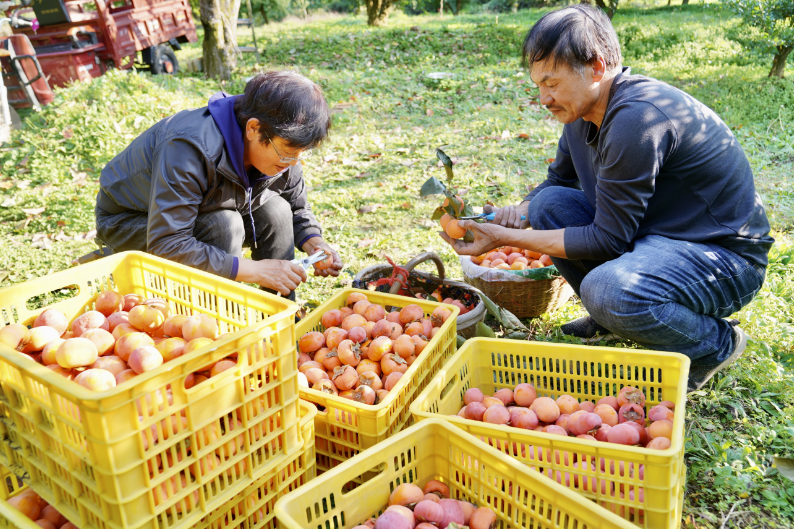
[563, 226, 591, 261]
[294, 229, 322, 250]
[220, 253, 237, 280]
[298, 234, 321, 250]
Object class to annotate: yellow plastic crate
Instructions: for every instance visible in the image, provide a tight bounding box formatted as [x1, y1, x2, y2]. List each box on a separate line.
[0, 463, 36, 529]
[274, 418, 637, 529]
[0, 251, 304, 529]
[410, 337, 690, 529]
[295, 288, 459, 474]
[0, 401, 317, 529]
[194, 400, 317, 529]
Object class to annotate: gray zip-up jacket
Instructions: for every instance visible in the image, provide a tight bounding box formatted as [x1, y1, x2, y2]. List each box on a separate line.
[96, 106, 322, 280]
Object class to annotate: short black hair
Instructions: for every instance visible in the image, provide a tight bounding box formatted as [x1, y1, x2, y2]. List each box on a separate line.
[522, 5, 622, 75]
[234, 70, 331, 150]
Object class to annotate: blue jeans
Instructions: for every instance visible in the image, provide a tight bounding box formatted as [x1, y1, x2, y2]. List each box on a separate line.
[527, 187, 766, 365]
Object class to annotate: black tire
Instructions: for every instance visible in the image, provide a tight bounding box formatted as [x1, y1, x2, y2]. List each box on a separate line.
[150, 45, 179, 75]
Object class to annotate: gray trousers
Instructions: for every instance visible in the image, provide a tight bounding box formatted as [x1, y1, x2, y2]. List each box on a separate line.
[96, 196, 296, 298]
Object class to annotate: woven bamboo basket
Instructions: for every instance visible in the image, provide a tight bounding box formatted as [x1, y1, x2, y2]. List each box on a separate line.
[353, 252, 486, 338]
[462, 256, 575, 318]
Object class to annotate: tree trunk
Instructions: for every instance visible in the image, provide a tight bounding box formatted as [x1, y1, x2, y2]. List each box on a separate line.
[438, 0, 443, 16]
[681, 0, 689, 4]
[594, 0, 615, 19]
[258, 4, 269, 23]
[200, 0, 242, 80]
[511, 0, 518, 13]
[365, 0, 394, 25]
[769, 46, 792, 78]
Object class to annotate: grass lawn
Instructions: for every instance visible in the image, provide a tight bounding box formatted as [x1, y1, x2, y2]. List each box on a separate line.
[1, 3, 793, 527]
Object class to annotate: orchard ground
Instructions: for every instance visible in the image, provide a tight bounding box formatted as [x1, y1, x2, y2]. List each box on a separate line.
[0, 4, 793, 527]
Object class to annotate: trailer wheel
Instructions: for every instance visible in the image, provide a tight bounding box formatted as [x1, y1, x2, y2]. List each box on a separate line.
[151, 45, 179, 75]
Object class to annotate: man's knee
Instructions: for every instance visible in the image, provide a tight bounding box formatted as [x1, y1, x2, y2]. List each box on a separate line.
[194, 210, 245, 256]
[250, 196, 295, 259]
[527, 187, 588, 231]
[579, 262, 646, 332]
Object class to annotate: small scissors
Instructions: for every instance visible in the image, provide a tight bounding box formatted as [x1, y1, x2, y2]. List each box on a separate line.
[459, 213, 526, 221]
[291, 251, 329, 270]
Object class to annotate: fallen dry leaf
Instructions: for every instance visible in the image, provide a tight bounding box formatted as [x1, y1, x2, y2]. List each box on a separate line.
[545, 158, 556, 164]
[426, 109, 434, 117]
[0, 180, 13, 189]
[354, 172, 372, 179]
[400, 202, 413, 209]
[31, 238, 51, 250]
[518, 133, 530, 139]
[357, 204, 386, 214]
[357, 238, 376, 248]
[54, 230, 73, 242]
[31, 233, 47, 243]
[62, 128, 73, 140]
[21, 207, 45, 216]
[0, 270, 8, 283]
[400, 160, 415, 167]
[1, 197, 16, 208]
[15, 218, 30, 230]
[86, 229, 97, 240]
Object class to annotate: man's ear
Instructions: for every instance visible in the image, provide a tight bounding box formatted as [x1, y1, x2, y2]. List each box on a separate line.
[591, 57, 607, 82]
[246, 118, 261, 142]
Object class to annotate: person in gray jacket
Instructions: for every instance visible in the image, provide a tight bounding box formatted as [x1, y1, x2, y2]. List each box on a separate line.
[440, 5, 773, 392]
[96, 71, 342, 298]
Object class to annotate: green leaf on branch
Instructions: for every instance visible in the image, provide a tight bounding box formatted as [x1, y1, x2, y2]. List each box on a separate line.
[420, 176, 447, 197]
[430, 207, 446, 221]
[463, 230, 475, 243]
[446, 194, 464, 217]
[436, 148, 454, 182]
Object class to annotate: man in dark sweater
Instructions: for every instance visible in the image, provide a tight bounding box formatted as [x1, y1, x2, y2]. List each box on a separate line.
[440, 5, 773, 391]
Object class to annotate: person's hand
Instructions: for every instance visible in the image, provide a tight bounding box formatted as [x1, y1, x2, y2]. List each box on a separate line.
[302, 237, 344, 277]
[438, 220, 507, 256]
[484, 201, 530, 229]
[253, 260, 308, 296]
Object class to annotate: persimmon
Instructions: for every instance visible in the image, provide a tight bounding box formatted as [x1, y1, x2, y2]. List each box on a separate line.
[439, 213, 452, 230]
[444, 220, 466, 239]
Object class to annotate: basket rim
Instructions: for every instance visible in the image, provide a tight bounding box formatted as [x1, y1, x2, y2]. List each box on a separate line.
[355, 263, 486, 325]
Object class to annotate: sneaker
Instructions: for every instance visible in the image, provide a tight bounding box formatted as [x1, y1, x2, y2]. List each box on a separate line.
[687, 325, 748, 392]
[560, 316, 611, 339]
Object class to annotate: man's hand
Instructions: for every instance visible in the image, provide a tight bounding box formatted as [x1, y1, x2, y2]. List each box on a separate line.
[302, 237, 343, 277]
[484, 201, 530, 229]
[438, 220, 507, 256]
[237, 259, 307, 296]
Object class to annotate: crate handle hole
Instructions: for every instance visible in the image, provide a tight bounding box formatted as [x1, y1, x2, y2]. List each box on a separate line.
[341, 463, 386, 496]
[25, 284, 80, 311]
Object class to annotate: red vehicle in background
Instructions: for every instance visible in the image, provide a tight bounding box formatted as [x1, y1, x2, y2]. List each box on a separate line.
[6, 0, 196, 90]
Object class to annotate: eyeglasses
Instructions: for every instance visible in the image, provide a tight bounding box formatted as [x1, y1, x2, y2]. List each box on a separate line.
[263, 132, 313, 163]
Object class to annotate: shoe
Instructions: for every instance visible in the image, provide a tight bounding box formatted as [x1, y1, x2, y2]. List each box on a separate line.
[687, 325, 748, 392]
[560, 316, 611, 339]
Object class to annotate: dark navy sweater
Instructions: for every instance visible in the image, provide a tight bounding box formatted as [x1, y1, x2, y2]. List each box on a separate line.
[527, 67, 773, 268]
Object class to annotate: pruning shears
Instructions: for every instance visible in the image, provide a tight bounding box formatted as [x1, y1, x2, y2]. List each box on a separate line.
[291, 251, 328, 271]
[459, 213, 526, 221]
